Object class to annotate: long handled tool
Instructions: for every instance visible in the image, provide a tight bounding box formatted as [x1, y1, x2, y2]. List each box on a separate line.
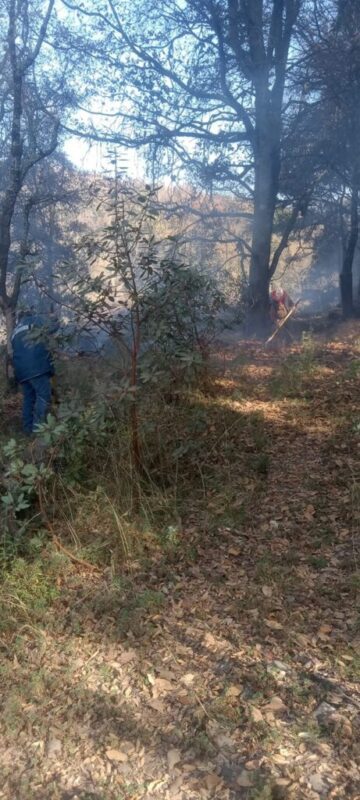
[265, 299, 301, 346]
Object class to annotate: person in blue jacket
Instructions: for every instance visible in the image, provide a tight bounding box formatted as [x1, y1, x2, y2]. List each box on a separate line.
[11, 310, 58, 435]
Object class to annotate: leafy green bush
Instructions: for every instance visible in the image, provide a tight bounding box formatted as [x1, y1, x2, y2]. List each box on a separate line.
[0, 553, 63, 632]
[2, 439, 49, 514]
[0, 401, 111, 564]
[60, 181, 224, 387]
[140, 260, 224, 385]
[36, 402, 109, 484]
[0, 439, 51, 564]
[56, 181, 224, 471]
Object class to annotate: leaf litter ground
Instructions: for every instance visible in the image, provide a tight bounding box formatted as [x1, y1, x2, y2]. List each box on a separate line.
[0, 323, 360, 800]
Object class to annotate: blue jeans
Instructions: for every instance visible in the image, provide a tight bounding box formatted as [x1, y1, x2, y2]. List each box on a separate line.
[21, 374, 52, 435]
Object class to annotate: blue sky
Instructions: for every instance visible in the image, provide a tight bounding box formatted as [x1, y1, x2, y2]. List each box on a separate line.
[64, 136, 145, 177]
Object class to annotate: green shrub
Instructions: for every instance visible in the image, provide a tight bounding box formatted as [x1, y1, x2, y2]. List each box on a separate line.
[0, 554, 61, 631]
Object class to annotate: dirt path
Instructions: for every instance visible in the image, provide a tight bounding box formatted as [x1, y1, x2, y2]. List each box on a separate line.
[1, 329, 360, 800]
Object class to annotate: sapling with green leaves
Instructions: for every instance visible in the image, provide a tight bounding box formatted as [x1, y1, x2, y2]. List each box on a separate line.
[58, 170, 223, 474]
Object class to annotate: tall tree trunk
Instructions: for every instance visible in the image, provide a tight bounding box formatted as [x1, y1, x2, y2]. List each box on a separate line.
[340, 175, 358, 318]
[244, 0, 300, 330]
[248, 94, 281, 330]
[0, 198, 19, 364]
[249, 152, 277, 319]
[0, 2, 23, 364]
[4, 305, 16, 385]
[0, 0, 57, 383]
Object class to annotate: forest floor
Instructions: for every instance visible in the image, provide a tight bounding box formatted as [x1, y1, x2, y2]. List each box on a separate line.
[0, 322, 360, 800]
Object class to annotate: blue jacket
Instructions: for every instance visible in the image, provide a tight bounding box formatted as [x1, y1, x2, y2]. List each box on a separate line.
[11, 314, 58, 383]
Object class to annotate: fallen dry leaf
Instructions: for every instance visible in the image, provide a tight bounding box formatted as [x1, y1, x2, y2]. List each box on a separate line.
[148, 698, 166, 713]
[265, 618, 283, 630]
[273, 754, 289, 765]
[181, 672, 196, 686]
[237, 770, 254, 788]
[203, 632, 217, 647]
[251, 706, 265, 723]
[105, 749, 129, 763]
[204, 773, 223, 790]
[46, 735, 62, 759]
[226, 684, 242, 698]
[118, 649, 137, 665]
[265, 696, 287, 713]
[303, 504, 316, 521]
[153, 677, 174, 694]
[167, 748, 181, 771]
[318, 624, 332, 635]
[166, 776, 183, 796]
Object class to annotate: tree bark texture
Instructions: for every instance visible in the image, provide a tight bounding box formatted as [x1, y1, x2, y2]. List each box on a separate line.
[340, 174, 358, 318]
